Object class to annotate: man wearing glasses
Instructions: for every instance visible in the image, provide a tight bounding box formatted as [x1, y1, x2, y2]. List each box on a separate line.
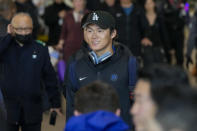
[0, 13, 61, 131]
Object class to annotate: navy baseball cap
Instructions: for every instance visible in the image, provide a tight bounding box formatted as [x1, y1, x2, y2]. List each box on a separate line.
[82, 11, 115, 29]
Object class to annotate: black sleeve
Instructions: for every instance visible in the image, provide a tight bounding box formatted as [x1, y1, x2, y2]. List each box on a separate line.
[0, 34, 12, 56]
[42, 47, 60, 108]
[158, 15, 171, 50]
[63, 59, 76, 121]
[138, 7, 149, 38]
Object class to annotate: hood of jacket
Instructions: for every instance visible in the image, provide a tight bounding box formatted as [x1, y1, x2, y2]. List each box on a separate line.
[65, 110, 129, 131]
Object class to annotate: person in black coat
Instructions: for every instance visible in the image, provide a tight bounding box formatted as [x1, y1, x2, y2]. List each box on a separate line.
[141, 0, 169, 66]
[43, 0, 70, 46]
[0, 13, 61, 131]
[159, 0, 186, 66]
[114, 0, 152, 57]
[98, 0, 119, 16]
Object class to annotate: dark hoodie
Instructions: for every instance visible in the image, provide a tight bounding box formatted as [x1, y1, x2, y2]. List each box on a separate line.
[64, 41, 136, 127]
[65, 110, 129, 131]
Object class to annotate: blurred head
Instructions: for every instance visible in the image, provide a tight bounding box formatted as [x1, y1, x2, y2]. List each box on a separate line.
[144, 0, 156, 11]
[74, 81, 120, 116]
[55, 0, 64, 4]
[72, 0, 86, 12]
[11, 13, 33, 44]
[82, 11, 116, 56]
[131, 64, 189, 131]
[104, 0, 116, 7]
[152, 85, 197, 131]
[131, 79, 158, 131]
[16, 0, 27, 3]
[0, 0, 16, 20]
[120, 0, 132, 4]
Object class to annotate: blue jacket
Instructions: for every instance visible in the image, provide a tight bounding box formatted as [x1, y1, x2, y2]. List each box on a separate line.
[0, 34, 60, 124]
[65, 110, 129, 131]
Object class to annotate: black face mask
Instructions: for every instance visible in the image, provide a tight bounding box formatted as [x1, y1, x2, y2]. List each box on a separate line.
[15, 34, 32, 45]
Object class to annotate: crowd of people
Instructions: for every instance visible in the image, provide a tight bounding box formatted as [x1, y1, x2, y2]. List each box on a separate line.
[0, 0, 197, 131]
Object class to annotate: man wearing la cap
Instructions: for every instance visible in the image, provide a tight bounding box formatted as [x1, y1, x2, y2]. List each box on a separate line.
[64, 11, 137, 128]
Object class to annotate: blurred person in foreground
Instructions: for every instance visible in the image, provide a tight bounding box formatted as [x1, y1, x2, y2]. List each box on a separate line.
[131, 64, 189, 131]
[152, 83, 197, 131]
[65, 81, 129, 131]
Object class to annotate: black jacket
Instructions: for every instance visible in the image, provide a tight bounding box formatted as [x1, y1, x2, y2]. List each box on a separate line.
[64, 42, 137, 126]
[145, 15, 170, 48]
[114, 4, 149, 56]
[0, 34, 60, 124]
[43, 2, 70, 46]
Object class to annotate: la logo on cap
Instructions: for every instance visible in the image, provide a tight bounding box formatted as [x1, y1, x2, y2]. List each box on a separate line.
[92, 12, 99, 21]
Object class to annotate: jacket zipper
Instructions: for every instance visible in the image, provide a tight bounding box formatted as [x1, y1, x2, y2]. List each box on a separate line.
[97, 72, 101, 80]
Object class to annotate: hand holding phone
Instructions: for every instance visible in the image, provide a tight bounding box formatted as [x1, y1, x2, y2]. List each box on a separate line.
[49, 111, 57, 125]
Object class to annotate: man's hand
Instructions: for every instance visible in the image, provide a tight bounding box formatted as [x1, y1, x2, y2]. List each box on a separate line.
[58, 10, 66, 19]
[186, 55, 193, 69]
[50, 108, 63, 116]
[55, 39, 64, 51]
[141, 37, 152, 46]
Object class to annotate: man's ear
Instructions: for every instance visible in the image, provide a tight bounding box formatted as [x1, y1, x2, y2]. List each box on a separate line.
[115, 108, 121, 116]
[111, 29, 117, 39]
[74, 110, 81, 116]
[7, 24, 14, 35]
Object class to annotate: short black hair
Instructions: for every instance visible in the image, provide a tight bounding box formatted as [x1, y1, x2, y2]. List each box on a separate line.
[152, 85, 197, 131]
[138, 64, 189, 104]
[137, 64, 194, 130]
[138, 64, 189, 86]
[74, 81, 120, 113]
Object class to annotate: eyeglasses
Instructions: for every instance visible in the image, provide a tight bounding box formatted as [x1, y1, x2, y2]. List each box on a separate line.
[13, 27, 33, 33]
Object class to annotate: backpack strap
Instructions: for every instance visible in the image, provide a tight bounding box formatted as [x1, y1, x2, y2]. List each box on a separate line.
[128, 56, 137, 99]
[69, 61, 79, 91]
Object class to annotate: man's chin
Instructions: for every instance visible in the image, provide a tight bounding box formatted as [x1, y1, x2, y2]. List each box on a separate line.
[133, 119, 146, 131]
[135, 124, 146, 131]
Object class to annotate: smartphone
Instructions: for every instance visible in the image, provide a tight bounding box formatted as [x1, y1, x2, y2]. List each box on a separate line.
[49, 111, 57, 125]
